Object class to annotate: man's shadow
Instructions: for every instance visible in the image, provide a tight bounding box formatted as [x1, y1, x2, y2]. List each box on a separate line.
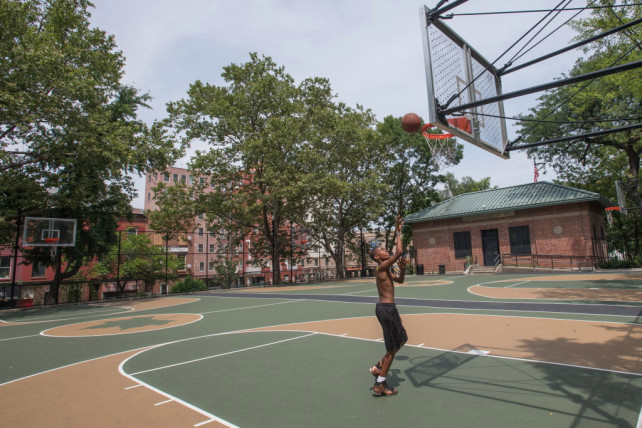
[403, 345, 478, 387]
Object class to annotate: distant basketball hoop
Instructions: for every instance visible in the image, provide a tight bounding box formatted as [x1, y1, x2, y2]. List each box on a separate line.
[605, 206, 620, 226]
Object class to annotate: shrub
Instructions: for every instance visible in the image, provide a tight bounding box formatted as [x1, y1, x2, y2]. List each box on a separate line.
[170, 277, 207, 294]
[597, 258, 642, 269]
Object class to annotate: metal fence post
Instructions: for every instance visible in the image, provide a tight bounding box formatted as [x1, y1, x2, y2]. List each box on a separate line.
[116, 230, 122, 298]
[9, 207, 21, 308]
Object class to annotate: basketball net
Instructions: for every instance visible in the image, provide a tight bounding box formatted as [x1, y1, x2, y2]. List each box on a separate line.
[44, 237, 59, 261]
[422, 123, 457, 167]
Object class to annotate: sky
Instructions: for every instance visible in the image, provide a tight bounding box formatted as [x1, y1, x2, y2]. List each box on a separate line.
[88, 0, 595, 209]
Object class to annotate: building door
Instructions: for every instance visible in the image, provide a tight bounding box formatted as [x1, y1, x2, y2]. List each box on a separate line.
[481, 229, 500, 266]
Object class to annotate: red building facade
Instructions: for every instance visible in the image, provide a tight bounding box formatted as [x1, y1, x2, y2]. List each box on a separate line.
[407, 182, 610, 274]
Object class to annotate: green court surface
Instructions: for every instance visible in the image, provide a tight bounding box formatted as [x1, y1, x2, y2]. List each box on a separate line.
[0, 273, 641, 428]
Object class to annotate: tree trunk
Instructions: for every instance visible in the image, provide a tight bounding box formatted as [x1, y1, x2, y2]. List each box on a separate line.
[335, 236, 345, 279]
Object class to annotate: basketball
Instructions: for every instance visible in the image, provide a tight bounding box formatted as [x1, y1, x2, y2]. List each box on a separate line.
[401, 113, 422, 133]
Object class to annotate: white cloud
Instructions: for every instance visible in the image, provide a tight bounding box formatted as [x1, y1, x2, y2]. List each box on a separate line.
[89, 0, 591, 208]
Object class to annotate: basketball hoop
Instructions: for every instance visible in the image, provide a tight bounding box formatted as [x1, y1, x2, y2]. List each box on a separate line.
[422, 123, 457, 166]
[44, 237, 59, 260]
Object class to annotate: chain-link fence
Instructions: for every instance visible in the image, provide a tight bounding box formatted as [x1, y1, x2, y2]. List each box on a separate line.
[0, 227, 378, 308]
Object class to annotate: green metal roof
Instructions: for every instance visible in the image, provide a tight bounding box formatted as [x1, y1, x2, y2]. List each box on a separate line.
[405, 181, 613, 224]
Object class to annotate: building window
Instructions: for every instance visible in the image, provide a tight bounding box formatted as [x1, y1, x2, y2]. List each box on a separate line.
[31, 261, 46, 278]
[180, 175, 186, 184]
[0, 256, 11, 278]
[198, 244, 204, 253]
[189, 176, 194, 185]
[164, 173, 170, 182]
[198, 228, 204, 237]
[509, 225, 531, 255]
[453, 231, 472, 259]
[199, 261, 205, 271]
[198, 213, 204, 220]
[173, 173, 178, 183]
[127, 227, 138, 236]
[209, 244, 215, 253]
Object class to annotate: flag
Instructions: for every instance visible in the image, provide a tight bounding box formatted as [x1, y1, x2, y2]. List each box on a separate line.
[533, 159, 539, 182]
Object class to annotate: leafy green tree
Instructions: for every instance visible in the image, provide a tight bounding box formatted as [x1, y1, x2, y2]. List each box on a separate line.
[0, 0, 179, 301]
[515, 1, 642, 258]
[442, 173, 495, 197]
[93, 233, 182, 296]
[161, 53, 335, 284]
[303, 103, 385, 278]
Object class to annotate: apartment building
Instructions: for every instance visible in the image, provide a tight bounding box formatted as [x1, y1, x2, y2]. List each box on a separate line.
[145, 166, 339, 285]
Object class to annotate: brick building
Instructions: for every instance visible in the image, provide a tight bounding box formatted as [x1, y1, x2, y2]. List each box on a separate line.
[145, 166, 332, 285]
[144, 166, 381, 284]
[405, 182, 611, 274]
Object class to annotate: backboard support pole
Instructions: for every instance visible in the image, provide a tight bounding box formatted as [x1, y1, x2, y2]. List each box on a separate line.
[441, 60, 642, 116]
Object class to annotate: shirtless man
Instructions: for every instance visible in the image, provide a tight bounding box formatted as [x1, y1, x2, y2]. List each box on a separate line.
[368, 216, 407, 396]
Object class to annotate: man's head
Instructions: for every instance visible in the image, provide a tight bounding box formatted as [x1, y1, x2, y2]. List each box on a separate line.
[370, 246, 389, 263]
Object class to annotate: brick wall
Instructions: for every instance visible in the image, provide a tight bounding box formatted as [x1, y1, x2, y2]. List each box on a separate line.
[412, 202, 606, 274]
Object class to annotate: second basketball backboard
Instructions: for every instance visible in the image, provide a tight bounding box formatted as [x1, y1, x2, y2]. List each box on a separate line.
[22, 217, 77, 247]
[419, 5, 509, 159]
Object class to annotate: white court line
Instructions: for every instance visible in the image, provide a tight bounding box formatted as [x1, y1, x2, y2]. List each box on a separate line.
[125, 384, 142, 390]
[200, 299, 300, 315]
[0, 334, 40, 342]
[504, 281, 531, 288]
[154, 399, 173, 406]
[637, 405, 642, 428]
[263, 328, 642, 377]
[194, 419, 216, 427]
[341, 289, 376, 296]
[130, 333, 317, 376]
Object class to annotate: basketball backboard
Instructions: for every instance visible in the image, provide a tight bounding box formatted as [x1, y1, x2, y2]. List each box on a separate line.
[419, 5, 509, 159]
[22, 217, 77, 247]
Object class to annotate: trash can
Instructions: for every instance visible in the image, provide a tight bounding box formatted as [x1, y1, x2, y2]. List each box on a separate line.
[438, 265, 445, 274]
[415, 264, 424, 275]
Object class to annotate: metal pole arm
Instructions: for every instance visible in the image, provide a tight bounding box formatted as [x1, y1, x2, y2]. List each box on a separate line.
[500, 17, 642, 76]
[441, 60, 642, 116]
[506, 122, 642, 151]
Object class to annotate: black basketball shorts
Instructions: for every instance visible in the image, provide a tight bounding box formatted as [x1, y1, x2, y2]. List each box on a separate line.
[375, 303, 408, 351]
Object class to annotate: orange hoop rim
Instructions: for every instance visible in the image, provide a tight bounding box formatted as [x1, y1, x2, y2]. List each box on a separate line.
[44, 237, 60, 244]
[422, 123, 454, 139]
[605, 207, 621, 211]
